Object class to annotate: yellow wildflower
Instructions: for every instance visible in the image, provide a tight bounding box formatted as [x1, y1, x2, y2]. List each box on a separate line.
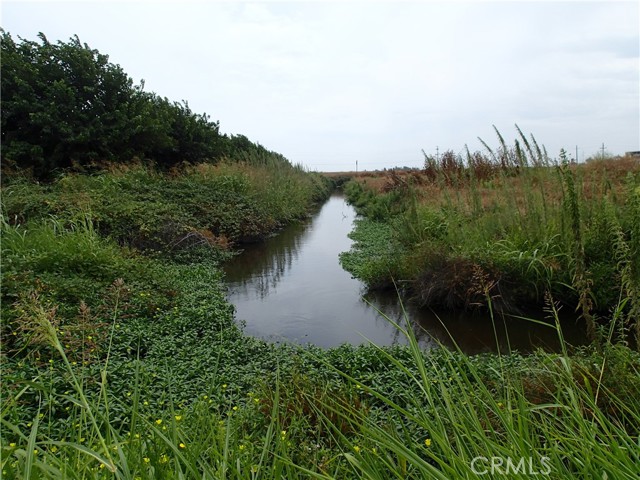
[424, 438, 432, 447]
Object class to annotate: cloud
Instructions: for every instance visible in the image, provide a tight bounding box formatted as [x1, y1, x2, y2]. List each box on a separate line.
[2, 0, 638, 169]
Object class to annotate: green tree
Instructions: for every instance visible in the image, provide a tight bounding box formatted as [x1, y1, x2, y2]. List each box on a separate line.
[1, 31, 228, 178]
[1, 31, 138, 176]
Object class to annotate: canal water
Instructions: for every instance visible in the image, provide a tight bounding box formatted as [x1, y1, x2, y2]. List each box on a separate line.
[223, 193, 588, 353]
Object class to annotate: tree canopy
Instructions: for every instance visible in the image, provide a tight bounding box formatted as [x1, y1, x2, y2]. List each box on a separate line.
[1, 31, 289, 179]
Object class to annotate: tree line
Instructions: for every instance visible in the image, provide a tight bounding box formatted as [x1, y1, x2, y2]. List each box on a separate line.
[1, 31, 290, 179]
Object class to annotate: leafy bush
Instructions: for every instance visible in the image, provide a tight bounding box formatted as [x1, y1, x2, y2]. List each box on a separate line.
[0, 31, 304, 179]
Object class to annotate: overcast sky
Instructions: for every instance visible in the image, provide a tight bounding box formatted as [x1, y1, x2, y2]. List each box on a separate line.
[2, 1, 638, 171]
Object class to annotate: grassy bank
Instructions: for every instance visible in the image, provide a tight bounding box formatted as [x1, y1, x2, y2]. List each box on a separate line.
[340, 140, 640, 344]
[2, 154, 640, 478]
[3, 159, 330, 251]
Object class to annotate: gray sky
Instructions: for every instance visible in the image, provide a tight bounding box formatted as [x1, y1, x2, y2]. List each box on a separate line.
[2, 1, 639, 171]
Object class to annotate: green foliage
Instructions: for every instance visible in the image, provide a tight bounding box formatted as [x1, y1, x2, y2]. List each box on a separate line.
[339, 219, 404, 288]
[0, 30, 303, 179]
[3, 287, 640, 478]
[2, 207, 640, 478]
[342, 180, 406, 221]
[2, 163, 330, 256]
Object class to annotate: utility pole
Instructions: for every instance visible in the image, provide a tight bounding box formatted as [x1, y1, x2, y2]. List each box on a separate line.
[601, 143, 606, 159]
[355, 160, 358, 174]
[575, 145, 578, 163]
[436, 146, 439, 162]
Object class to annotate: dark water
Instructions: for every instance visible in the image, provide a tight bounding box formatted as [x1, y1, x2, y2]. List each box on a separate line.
[224, 193, 588, 353]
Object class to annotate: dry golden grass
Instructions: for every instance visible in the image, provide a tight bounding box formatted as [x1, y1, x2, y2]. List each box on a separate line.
[346, 156, 639, 213]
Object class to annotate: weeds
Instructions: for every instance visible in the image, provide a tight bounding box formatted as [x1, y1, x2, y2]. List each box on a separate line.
[3, 140, 639, 478]
[341, 129, 640, 332]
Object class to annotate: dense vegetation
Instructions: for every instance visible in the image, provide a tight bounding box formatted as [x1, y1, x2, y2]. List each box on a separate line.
[0, 30, 291, 179]
[2, 32, 639, 478]
[341, 129, 640, 344]
[3, 200, 640, 478]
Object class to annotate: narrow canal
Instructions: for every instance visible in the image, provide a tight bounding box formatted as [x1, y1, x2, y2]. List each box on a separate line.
[224, 193, 587, 353]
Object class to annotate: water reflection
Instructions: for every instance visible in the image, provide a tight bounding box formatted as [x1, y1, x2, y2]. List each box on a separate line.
[362, 290, 587, 354]
[223, 193, 588, 352]
[225, 221, 310, 300]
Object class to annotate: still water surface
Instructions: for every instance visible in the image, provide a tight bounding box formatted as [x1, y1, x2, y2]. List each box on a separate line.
[224, 193, 587, 353]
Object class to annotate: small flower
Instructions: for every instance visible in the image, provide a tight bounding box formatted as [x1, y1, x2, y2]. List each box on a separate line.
[143, 457, 150, 464]
[497, 402, 504, 409]
[174, 415, 182, 421]
[232, 406, 238, 411]
[9, 443, 16, 448]
[99, 464, 106, 470]
[239, 444, 246, 451]
[371, 447, 377, 455]
[51, 446, 58, 453]
[179, 443, 186, 449]
[353, 445, 361, 453]
[155, 419, 163, 425]
[143, 401, 149, 406]
[424, 438, 432, 447]
[159, 454, 169, 464]
[222, 384, 227, 389]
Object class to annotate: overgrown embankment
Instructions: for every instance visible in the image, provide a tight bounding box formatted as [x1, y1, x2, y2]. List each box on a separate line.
[341, 135, 640, 342]
[3, 154, 640, 480]
[3, 30, 640, 477]
[3, 161, 330, 251]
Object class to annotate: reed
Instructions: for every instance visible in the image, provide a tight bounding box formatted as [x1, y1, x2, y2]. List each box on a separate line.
[341, 129, 640, 327]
